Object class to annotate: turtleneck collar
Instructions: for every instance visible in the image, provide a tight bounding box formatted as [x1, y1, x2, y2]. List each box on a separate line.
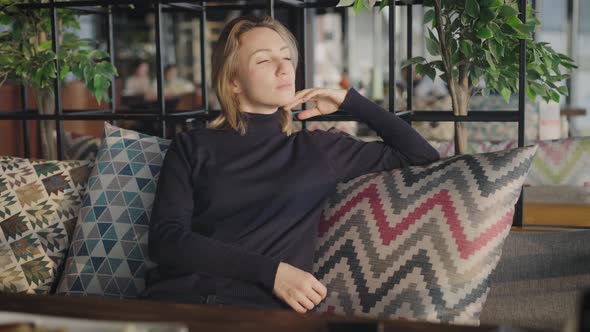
[243, 108, 284, 135]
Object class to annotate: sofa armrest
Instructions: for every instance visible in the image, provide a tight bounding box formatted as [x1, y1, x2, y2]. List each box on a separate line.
[480, 230, 590, 331]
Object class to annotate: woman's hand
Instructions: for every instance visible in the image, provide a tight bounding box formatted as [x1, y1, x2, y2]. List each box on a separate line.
[282, 88, 349, 120]
[272, 262, 327, 314]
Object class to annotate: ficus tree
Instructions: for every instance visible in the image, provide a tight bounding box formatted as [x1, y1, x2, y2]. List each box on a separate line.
[338, 0, 577, 153]
[0, 0, 118, 159]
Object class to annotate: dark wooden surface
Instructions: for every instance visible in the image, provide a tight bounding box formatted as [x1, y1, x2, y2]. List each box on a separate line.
[0, 294, 520, 332]
[0, 294, 546, 332]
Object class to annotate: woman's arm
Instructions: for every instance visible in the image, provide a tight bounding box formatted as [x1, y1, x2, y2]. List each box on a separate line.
[309, 88, 440, 183]
[147, 133, 280, 292]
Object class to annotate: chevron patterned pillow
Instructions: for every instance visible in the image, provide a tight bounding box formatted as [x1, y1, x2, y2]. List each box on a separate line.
[310, 145, 538, 325]
[524, 136, 590, 187]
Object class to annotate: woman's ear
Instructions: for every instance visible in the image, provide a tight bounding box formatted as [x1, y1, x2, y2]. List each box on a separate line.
[231, 78, 242, 94]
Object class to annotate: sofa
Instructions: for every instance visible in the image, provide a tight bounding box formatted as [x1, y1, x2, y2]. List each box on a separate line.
[1, 122, 589, 332]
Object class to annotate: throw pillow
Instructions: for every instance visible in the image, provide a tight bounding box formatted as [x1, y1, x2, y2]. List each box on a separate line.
[64, 131, 101, 161]
[55, 122, 171, 298]
[0, 156, 93, 294]
[310, 145, 538, 325]
[524, 136, 590, 187]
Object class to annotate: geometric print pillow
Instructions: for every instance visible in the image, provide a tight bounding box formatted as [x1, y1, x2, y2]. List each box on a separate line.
[55, 122, 171, 298]
[0, 156, 93, 294]
[310, 145, 538, 325]
[524, 136, 590, 187]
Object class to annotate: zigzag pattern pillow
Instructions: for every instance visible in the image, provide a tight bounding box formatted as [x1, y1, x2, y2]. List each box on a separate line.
[310, 145, 538, 325]
[0, 157, 93, 294]
[56, 122, 170, 298]
[524, 136, 590, 187]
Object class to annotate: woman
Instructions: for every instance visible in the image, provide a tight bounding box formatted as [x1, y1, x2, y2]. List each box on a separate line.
[139, 15, 440, 313]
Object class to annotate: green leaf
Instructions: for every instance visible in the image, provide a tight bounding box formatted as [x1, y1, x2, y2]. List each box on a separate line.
[423, 64, 437, 81]
[482, 87, 491, 97]
[46, 63, 56, 79]
[400, 56, 427, 68]
[476, 26, 493, 40]
[94, 90, 103, 104]
[93, 75, 109, 91]
[415, 63, 424, 76]
[489, 39, 503, 60]
[549, 89, 560, 103]
[488, 0, 503, 10]
[430, 60, 445, 72]
[526, 70, 541, 80]
[90, 49, 110, 60]
[530, 82, 546, 96]
[336, 0, 355, 6]
[95, 61, 114, 76]
[525, 83, 536, 101]
[557, 53, 575, 63]
[485, 51, 496, 71]
[39, 40, 52, 51]
[424, 10, 435, 24]
[83, 66, 93, 84]
[480, 8, 497, 24]
[557, 85, 569, 96]
[425, 29, 440, 56]
[500, 87, 511, 103]
[499, 5, 519, 17]
[60, 65, 70, 80]
[0, 13, 13, 26]
[465, 0, 480, 18]
[506, 16, 523, 28]
[353, 0, 365, 14]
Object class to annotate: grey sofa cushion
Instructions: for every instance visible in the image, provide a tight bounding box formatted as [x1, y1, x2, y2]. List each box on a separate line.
[480, 230, 590, 331]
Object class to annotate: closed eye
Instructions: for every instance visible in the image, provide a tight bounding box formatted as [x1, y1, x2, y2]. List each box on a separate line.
[256, 60, 269, 64]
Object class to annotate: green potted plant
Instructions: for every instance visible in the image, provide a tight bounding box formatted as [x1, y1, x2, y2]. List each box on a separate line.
[0, 0, 118, 159]
[339, 0, 577, 153]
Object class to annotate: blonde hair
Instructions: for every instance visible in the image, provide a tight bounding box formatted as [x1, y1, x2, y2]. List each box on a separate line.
[207, 15, 298, 136]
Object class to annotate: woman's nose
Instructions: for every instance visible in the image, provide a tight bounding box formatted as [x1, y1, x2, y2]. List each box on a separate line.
[277, 60, 290, 76]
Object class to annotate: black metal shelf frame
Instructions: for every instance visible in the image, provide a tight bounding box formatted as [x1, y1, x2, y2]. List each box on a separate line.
[2, 0, 528, 225]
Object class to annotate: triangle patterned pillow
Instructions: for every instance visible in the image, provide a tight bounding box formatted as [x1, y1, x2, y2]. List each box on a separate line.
[56, 122, 171, 298]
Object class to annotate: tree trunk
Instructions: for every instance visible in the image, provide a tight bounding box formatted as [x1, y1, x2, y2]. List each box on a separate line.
[449, 69, 471, 155]
[433, 0, 470, 155]
[35, 89, 56, 160]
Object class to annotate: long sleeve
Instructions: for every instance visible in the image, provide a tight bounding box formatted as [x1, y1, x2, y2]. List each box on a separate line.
[147, 132, 281, 291]
[309, 87, 440, 183]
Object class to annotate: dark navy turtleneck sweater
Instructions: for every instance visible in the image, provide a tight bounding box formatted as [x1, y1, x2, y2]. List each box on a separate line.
[141, 88, 440, 308]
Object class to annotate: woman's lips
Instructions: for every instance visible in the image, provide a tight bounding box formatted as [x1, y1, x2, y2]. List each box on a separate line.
[277, 83, 292, 89]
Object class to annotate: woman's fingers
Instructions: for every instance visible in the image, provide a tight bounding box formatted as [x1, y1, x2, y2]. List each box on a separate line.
[312, 281, 328, 300]
[297, 107, 322, 120]
[283, 89, 313, 110]
[307, 288, 323, 305]
[297, 293, 316, 310]
[288, 298, 308, 314]
[284, 89, 323, 111]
